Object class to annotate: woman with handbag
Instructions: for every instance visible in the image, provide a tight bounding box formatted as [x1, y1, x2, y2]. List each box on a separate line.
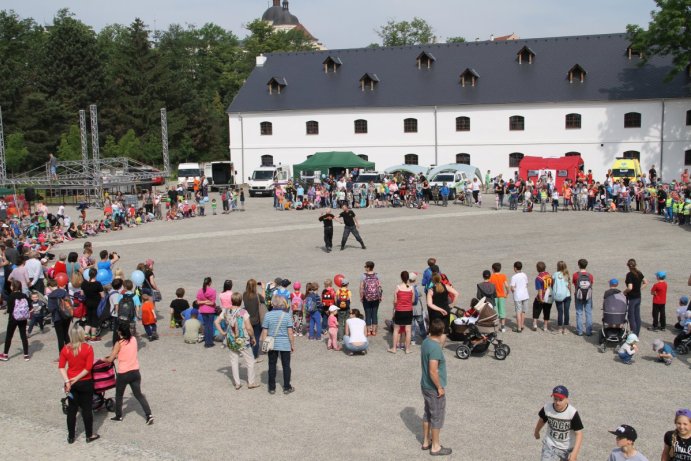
[260, 295, 294, 395]
[242, 279, 266, 360]
[215, 292, 259, 390]
[196, 277, 217, 348]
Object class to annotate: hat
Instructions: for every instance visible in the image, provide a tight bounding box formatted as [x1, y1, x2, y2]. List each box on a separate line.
[680, 296, 689, 305]
[676, 408, 691, 419]
[146, 259, 154, 267]
[409, 272, 417, 282]
[609, 425, 637, 441]
[655, 271, 666, 279]
[293, 281, 301, 290]
[328, 306, 338, 313]
[482, 270, 491, 279]
[625, 333, 638, 344]
[280, 279, 291, 288]
[340, 278, 349, 286]
[552, 385, 569, 399]
[652, 339, 664, 352]
[609, 278, 619, 286]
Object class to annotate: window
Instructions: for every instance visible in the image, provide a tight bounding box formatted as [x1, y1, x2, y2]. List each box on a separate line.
[260, 121, 273, 136]
[267, 77, 287, 94]
[509, 152, 524, 168]
[565, 113, 582, 129]
[323, 56, 342, 73]
[623, 150, 640, 160]
[567, 64, 586, 83]
[306, 120, 319, 135]
[517, 46, 535, 64]
[565, 152, 581, 157]
[686, 110, 691, 126]
[359, 73, 379, 91]
[459, 68, 479, 87]
[404, 118, 418, 133]
[685, 150, 691, 166]
[358, 154, 369, 161]
[404, 154, 419, 165]
[626, 46, 642, 60]
[624, 112, 641, 128]
[354, 119, 368, 134]
[509, 115, 525, 131]
[416, 51, 436, 69]
[260, 155, 274, 166]
[455, 116, 470, 132]
[456, 153, 471, 165]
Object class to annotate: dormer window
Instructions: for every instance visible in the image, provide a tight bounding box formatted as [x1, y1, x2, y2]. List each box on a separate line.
[459, 68, 479, 87]
[517, 46, 535, 64]
[267, 77, 287, 94]
[416, 51, 436, 69]
[567, 64, 586, 83]
[323, 56, 342, 73]
[359, 73, 379, 91]
[626, 45, 643, 60]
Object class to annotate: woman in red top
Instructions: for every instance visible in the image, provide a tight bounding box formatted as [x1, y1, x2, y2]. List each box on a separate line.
[58, 324, 100, 444]
[388, 271, 415, 354]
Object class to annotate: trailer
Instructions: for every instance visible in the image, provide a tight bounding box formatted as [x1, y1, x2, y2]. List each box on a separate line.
[518, 155, 584, 189]
[203, 161, 234, 190]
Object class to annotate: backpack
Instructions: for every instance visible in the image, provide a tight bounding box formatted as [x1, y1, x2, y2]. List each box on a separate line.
[305, 293, 321, 314]
[363, 273, 382, 301]
[290, 292, 303, 312]
[321, 289, 334, 307]
[97, 291, 119, 321]
[59, 296, 74, 319]
[552, 272, 570, 302]
[337, 288, 349, 309]
[539, 273, 553, 304]
[13, 298, 30, 321]
[117, 293, 136, 323]
[265, 284, 279, 309]
[575, 272, 593, 301]
[225, 310, 247, 352]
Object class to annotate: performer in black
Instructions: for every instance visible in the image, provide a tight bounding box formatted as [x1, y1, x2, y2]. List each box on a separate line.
[336, 204, 366, 251]
[318, 208, 335, 252]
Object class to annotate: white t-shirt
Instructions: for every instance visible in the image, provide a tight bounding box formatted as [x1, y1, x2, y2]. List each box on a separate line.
[346, 317, 367, 343]
[510, 272, 530, 302]
[620, 343, 636, 355]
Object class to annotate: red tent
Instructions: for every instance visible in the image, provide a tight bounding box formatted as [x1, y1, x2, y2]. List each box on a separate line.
[518, 155, 584, 189]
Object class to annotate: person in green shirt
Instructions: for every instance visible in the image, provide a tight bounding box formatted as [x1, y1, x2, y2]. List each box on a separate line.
[420, 318, 451, 456]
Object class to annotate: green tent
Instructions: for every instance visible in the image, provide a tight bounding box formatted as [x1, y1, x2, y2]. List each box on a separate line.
[293, 151, 375, 178]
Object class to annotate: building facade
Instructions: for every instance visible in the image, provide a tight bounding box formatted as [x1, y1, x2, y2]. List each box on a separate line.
[228, 33, 691, 182]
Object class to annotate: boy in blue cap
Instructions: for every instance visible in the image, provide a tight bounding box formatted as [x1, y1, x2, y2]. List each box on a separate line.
[648, 271, 667, 331]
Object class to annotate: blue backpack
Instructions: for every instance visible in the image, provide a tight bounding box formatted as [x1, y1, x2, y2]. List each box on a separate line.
[97, 291, 119, 320]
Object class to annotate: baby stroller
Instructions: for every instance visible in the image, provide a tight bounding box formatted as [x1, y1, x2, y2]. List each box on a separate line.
[448, 298, 511, 360]
[598, 291, 629, 353]
[61, 359, 116, 414]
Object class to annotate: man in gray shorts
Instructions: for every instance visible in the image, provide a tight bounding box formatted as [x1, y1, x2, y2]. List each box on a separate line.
[420, 318, 451, 456]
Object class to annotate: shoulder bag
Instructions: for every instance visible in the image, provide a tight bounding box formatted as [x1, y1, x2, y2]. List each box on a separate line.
[261, 310, 286, 353]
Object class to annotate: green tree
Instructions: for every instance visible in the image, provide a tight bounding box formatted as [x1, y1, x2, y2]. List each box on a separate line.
[376, 17, 436, 46]
[446, 36, 466, 43]
[627, 0, 691, 79]
[56, 124, 83, 161]
[5, 132, 28, 174]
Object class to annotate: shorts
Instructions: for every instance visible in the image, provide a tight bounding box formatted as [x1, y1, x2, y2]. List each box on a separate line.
[514, 299, 529, 313]
[533, 298, 552, 320]
[393, 310, 413, 325]
[422, 387, 446, 429]
[494, 297, 506, 319]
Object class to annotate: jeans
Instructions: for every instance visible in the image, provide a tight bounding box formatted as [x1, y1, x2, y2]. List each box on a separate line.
[555, 296, 571, 327]
[66, 380, 94, 439]
[251, 323, 262, 358]
[574, 298, 592, 335]
[308, 311, 322, 339]
[541, 442, 571, 461]
[201, 313, 215, 347]
[27, 314, 45, 334]
[267, 350, 291, 391]
[340, 225, 364, 248]
[412, 315, 426, 342]
[337, 309, 348, 340]
[114, 370, 152, 418]
[618, 350, 634, 363]
[343, 336, 368, 352]
[362, 299, 380, 326]
[144, 324, 157, 338]
[627, 297, 642, 336]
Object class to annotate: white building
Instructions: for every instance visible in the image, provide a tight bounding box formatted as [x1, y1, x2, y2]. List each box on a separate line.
[228, 33, 691, 182]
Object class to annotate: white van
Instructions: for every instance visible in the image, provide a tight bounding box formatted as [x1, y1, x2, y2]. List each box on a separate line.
[353, 171, 384, 190]
[248, 164, 291, 197]
[177, 162, 201, 190]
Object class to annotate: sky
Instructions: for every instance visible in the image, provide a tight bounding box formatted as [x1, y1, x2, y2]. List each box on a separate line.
[2, 0, 658, 49]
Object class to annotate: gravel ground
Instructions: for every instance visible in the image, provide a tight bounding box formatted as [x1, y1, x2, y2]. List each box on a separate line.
[0, 197, 688, 460]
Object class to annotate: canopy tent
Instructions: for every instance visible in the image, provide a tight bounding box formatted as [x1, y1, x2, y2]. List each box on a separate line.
[383, 164, 430, 176]
[293, 151, 375, 178]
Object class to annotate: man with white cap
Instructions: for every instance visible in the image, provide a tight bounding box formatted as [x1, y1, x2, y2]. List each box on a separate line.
[607, 425, 648, 461]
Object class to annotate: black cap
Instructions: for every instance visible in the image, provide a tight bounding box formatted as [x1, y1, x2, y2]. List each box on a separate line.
[609, 425, 637, 441]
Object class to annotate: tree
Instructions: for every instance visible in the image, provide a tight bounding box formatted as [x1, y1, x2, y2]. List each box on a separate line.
[5, 132, 28, 174]
[376, 17, 436, 47]
[446, 36, 466, 43]
[627, 0, 691, 80]
[56, 124, 83, 161]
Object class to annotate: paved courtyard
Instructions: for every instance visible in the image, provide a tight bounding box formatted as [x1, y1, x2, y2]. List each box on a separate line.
[1, 197, 689, 460]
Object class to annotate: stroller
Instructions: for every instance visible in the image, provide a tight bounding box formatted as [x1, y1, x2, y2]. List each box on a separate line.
[61, 359, 116, 414]
[448, 298, 511, 360]
[598, 291, 629, 353]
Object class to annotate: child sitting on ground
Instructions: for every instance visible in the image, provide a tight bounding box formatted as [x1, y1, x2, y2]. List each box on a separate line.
[183, 310, 202, 344]
[675, 296, 690, 330]
[169, 287, 190, 328]
[652, 338, 675, 365]
[674, 311, 691, 350]
[618, 333, 638, 365]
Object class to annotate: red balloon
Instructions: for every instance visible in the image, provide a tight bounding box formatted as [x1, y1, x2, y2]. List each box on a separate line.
[334, 274, 345, 288]
[55, 272, 69, 287]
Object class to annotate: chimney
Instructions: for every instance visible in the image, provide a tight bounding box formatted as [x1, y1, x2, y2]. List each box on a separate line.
[256, 54, 267, 67]
[490, 34, 494, 41]
[273, 0, 279, 6]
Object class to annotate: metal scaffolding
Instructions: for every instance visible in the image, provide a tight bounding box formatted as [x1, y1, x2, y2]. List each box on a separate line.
[0, 106, 6, 184]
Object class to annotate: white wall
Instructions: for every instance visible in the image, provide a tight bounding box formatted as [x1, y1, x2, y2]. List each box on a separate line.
[229, 99, 691, 182]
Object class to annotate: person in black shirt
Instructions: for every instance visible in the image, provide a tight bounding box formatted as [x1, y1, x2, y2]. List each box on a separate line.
[318, 208, 335, 252]
[167, 186, 178, 211]
[336, 204, 366, 251]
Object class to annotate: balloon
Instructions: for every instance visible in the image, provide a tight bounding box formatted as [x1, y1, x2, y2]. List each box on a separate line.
[334, 274, 345, 288]
[96, 269, 112, 285]
[131, 270, 146, 287]
[54, 272, 68, 287]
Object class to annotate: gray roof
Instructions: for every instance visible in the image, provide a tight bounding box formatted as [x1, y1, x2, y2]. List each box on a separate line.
[261, 6, 300, 26]
[228, 33, 690, 114]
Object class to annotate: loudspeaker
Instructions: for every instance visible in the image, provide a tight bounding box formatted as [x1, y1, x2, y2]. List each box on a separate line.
[24, 187, 35, 202]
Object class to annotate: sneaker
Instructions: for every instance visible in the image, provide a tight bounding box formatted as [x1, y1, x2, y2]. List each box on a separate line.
[146, 415, 154, 425]
[0, 354, 8, 361]
[283, 386, 295, 395]
[23, 355, 30, 361]
[110, 416, 123, 422]
[500, 327, 506, 333]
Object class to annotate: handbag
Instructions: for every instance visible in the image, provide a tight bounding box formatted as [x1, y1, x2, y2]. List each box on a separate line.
[152, 290, 162, 302]
[261, 310, 285, 353]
